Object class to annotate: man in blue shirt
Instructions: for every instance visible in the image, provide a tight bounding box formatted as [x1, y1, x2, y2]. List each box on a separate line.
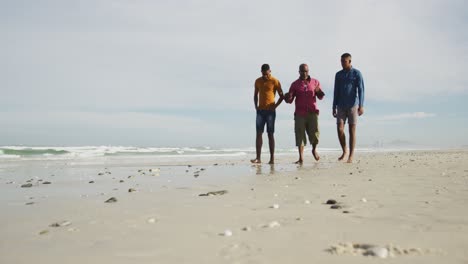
[332, 53, 365, 163]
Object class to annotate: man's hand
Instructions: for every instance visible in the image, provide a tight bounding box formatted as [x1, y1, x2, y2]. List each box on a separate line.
[332, 108, 337, 117]
[314, 85, 321, 92]
[358, 106, 364, 116]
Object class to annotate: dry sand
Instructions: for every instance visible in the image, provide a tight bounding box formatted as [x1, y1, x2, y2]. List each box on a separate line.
[1, 150, 468, 263]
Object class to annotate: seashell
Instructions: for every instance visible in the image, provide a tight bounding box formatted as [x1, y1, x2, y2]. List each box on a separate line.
[304, 200, 311, 204]
[271, 204, 279, 209]
[147, 218, 157, 224]
[221, 229, 233, 236]
[361, 198, 367, 203]
[366, 247, 388, 258]
[266, 221, 280, 228]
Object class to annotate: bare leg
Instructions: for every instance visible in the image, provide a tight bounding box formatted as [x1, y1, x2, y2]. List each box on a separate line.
[347, 124, 356, 163]
[337, 122, 347, 161]
[312, 143, 320, 161]
[295, 145, 304, 164]
[250, 132, 262, 164]
[268, 133, 275, 164]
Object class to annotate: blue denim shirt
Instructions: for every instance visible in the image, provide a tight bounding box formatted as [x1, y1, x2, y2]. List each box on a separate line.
[333, 68, 365, 109]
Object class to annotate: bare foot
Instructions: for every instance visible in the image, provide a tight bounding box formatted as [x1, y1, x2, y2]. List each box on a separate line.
[294, 160, 303, 164]
[346, 156, 353, 163]
[268, 160, 274, 165]
[338, 152, 347, 161]
[312, 149, 320, 161]
[250, 159, 261, 164]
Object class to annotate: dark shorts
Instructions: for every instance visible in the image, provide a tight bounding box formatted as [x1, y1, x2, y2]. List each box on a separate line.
[256, 110, 276, 134]
[336, 106, 358, 125]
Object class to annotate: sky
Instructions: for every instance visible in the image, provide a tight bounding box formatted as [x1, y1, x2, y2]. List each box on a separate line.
[1, 0, 468, 148]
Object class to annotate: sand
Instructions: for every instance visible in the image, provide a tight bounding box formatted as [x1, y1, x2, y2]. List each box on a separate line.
[1, 150, 468, 263]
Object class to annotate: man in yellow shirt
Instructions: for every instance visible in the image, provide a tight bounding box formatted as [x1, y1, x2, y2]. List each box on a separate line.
[251, 64, 284, 164]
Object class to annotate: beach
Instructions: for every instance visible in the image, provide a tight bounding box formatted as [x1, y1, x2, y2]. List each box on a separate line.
[1, 149, 468, 263]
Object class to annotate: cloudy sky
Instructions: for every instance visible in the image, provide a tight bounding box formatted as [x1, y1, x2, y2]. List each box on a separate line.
[2, 0, 467, 148]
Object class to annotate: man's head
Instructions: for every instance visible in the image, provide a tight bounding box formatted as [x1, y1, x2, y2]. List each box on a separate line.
[340, 53, 352, 70]
[261, 64, 271, 77]
[299, 64, 309, 80]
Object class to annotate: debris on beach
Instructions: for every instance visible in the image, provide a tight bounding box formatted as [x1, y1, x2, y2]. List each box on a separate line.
[264, 221, 280, 228]
[25, 202, 34, 205]
[327, 242, 442, 258]
[147, 218, 157, 224]
[270, 204, 280, 209]
[330, 205, 342, 209]
[241, 226, 251, 231]
[128, 188, 136, 193]
[42, 181, 52, 184]
[49, 220, 72, 227]
[220, 229, 233, 236]
[199, 190, 228, 196]
[39, 230, 49, 235]
[326, 199, 337, 205]
[361, 198, 367, 203]
[88, 181, 95, 183]
[21, 183, 33, 188]
[105, 197, 118, 203]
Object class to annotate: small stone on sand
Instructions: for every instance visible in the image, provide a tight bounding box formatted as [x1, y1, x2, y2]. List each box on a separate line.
[128, 188, 136, 193]
[105, 197, 117, 203]
[330, 205, 342, 209]
[42, 181, 51, 184]
[21, 183, 33, 188]
[326, 199, 337, 204]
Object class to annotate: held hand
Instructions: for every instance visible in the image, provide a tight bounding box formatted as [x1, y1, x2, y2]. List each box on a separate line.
[284, 92, 291, 103]
[332, 108, 337, 117]
[358, 106, 364, 116]
[314, 85, 321, 93]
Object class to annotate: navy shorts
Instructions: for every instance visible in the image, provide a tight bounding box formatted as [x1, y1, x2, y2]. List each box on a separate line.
[256, 110, 276, 134]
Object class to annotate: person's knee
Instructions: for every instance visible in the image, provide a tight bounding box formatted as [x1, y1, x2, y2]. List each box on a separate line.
[267, 132, 274, 139]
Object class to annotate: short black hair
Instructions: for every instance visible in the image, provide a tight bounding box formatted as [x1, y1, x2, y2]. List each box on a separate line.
[341, 53, 352, 59]
[261, 64, 270, 71]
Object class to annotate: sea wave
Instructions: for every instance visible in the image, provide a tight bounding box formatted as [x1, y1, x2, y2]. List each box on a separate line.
[0, 145, 420, 161]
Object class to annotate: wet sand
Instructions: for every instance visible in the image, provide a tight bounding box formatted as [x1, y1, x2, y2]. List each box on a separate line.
[1, 150, 468, 263]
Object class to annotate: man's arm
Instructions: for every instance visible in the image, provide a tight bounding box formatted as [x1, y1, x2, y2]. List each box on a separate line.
[253, 84, 259, 110]
[272, 81, 284, 110]
[332, 73, 339, 117]
[315, 80, 325, 100]
[357, 71, 365, 116]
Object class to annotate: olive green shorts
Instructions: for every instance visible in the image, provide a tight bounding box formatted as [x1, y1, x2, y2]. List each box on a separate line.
[294, 112, 319, 146]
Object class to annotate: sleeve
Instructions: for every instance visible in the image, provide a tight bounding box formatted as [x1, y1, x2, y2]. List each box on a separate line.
[357, 71, 364, 107]
[333, 73, 339, 109]
[315, 80, 325, 100]
[276, 79, 283, 94]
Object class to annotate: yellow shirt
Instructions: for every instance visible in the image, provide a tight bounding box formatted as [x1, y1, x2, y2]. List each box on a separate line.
[255, 75, 282, 110]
